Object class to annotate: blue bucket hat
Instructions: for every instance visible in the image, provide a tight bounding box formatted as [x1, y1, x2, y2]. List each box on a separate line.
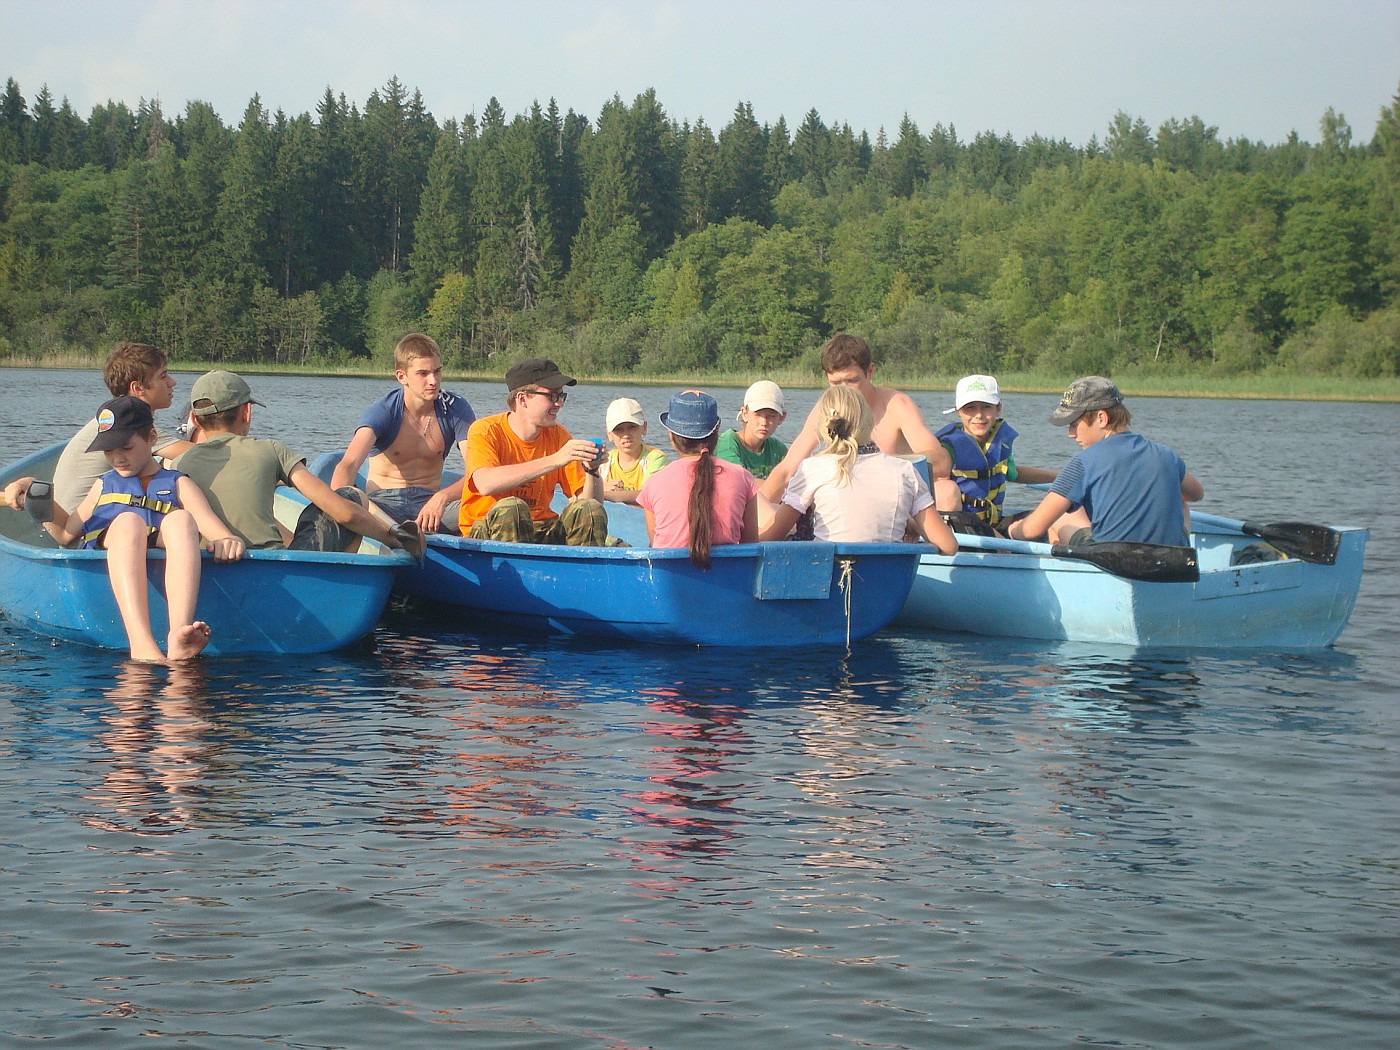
[660, 389, 720, 440]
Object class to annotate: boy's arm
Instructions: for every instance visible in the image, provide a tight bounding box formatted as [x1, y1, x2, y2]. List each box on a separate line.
[892, 395, 952, 479]
[1181, 471, 1204, 503]
[3, 476, 37, 510]
[1012, 465, 1057, 485]
[176, 477, 245, 560]
[759, 405, 822, 502]
[47, 480, 101, 547]
[331, 427, 378, 489]
[414, 443, 468, 532]
[1006, 491, 1072, 542]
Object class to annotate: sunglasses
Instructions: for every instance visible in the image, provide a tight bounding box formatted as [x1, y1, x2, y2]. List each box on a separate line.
[524, 389, 568, 405]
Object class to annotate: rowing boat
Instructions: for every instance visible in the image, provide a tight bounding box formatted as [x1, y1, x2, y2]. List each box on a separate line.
[1, 443, 409, 655]
[895, 511, 1367, 648]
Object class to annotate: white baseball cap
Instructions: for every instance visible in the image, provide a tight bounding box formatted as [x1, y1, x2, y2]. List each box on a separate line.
[738, 380, 785, 420]
[606, 397, 647, 432]
[945, 374, 1002, 414]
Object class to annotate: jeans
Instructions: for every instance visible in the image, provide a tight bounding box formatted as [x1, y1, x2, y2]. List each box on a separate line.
[370, 486, 460, 534]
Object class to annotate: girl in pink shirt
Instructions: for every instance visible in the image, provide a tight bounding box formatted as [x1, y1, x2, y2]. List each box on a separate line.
[637, 390, 758, 567]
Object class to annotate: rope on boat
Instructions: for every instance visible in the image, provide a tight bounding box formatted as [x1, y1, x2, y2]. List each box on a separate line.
[837, 556, 855, 650]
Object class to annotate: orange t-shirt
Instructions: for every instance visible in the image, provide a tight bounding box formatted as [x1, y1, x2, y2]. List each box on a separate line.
[458, 413, 587, 532]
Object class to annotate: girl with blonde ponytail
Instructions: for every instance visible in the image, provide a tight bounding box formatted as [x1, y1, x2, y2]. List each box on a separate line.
[760, 385, 957, 553]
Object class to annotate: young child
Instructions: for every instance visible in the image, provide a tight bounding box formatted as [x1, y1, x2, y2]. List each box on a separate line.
[934, 374, 1057, 532]
[28, 396, 246, 662]
[598, 397, 668, 504]
[637, 390, 758, 568]
[715, 380, 788, 480]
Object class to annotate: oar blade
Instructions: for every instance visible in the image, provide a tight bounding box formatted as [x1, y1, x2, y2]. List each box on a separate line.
[1051, 541, 1200, 583]
[1241, 521, 1340, 564]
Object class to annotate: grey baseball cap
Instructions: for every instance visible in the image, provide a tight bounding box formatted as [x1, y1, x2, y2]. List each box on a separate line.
[1049, 376, 1123, 425]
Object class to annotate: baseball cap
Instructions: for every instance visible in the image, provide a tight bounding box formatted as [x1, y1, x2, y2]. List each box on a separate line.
[606, 397, 647, 433]
[738, 380, 785, 420]
[191, 370, 265, 416]
[1049, 376, 1124, 425]
[87, 395, 155, 451]
[944, 374, 1002, 414]
[506, 358, 576, 390]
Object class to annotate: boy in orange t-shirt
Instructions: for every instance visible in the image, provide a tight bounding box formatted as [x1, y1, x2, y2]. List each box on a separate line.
[459, 358, 606, 545]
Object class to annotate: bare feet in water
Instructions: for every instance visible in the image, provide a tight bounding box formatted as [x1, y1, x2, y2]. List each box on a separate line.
[167, 621, 212, 661]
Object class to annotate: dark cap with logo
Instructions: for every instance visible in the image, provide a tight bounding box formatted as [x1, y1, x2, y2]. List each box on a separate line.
[87, 395, 155, 451]
[506, 358, 577, 391]
[1049, 376, 1124, 426]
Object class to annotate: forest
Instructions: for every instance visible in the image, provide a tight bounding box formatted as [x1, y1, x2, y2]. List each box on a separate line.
[1, 75, 1397, 382]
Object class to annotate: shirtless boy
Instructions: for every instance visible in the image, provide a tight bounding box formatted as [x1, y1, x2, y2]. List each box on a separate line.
[331, 333, 476, 534]
[760, 334, 952, 503]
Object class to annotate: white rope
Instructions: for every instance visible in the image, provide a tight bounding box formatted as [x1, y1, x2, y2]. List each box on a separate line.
[837, 556, 855, 650]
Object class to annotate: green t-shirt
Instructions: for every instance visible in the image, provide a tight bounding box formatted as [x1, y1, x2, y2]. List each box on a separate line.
[715, 428, 787, 479]
[174, 433, 304, 549]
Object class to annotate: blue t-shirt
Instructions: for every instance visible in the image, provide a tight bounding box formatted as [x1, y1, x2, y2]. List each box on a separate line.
[357, 388, 475, 459]
[1051, 431, 1189, 546]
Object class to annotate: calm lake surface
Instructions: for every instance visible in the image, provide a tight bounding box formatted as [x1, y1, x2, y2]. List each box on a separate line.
[1, 369, 1397, 1049]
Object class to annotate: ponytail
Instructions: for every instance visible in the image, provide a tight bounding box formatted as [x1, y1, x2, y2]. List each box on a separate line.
[670, 432, 720, 568]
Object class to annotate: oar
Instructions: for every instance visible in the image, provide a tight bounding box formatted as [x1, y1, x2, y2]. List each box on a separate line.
[1190, 511, 1340, 565]
[951, 533, 1199, 583]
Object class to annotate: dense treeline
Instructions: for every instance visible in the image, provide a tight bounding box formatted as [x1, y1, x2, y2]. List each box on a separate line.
[1, 75, 1398, 378]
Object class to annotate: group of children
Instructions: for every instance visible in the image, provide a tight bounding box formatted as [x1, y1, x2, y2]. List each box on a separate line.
[603, 365, 1201, 571]
[5, 327, 1201, 663]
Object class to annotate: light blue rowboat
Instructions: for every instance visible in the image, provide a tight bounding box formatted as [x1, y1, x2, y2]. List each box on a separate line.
[305, 452, 920, 647]
[1, 443, 410, 655]
[896, 511, 1367, 649]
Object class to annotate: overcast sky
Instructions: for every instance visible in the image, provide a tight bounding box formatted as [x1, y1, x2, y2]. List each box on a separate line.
[2, 0, 1396, 146]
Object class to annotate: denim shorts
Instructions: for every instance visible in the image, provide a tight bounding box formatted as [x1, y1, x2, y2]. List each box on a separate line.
[370, 486, 460, 534]
[368, 487, 436, 523]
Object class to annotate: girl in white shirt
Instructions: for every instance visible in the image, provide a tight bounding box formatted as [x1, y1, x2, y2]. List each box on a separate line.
[759, 385, 957, 554]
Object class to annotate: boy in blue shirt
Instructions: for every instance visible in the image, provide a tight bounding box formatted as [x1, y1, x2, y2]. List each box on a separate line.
[1007, 376, 1204, 547]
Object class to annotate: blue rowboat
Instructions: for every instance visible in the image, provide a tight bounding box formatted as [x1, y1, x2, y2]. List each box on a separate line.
[896, 511, 1367, 649]
[305, 452, 920, 647]
[395, 533, 921, 647]
[1, 443, 410, 656]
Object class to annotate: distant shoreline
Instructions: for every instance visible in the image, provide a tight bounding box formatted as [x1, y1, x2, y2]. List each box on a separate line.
[4, 359, 1397, 403]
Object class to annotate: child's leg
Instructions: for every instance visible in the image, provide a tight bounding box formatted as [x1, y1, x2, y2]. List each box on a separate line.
[103, 512, 165, 662]
[156, 510, 211, 661]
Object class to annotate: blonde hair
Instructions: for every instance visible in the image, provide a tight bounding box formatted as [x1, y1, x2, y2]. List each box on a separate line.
[394, 333, 441, 372]
[816, 385, 874, 487]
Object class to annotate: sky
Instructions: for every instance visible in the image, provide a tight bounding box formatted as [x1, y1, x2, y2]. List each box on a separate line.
[2, 0, 1397, 147]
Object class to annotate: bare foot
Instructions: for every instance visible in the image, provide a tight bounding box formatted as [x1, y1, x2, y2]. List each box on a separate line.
[167, 621, 212, 661]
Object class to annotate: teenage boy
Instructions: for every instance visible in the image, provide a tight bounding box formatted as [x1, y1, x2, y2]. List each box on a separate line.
[760, 334, 951, 503]
[3, 341, 192, 515]
[1007, 376, 1204, 547]
[330, 333, 475, 534]
[174, 371, 421, 557]
[716, 380, 788, 480]
[458, 358, 606, 544]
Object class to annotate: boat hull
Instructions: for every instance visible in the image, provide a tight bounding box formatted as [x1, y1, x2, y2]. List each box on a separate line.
[2, 444, 407, 655]
[897, 521, 1367, 649]
[396, 536, 921, 647]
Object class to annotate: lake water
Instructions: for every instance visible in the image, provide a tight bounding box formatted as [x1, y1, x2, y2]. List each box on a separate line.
[1, 369, 1396, 1048]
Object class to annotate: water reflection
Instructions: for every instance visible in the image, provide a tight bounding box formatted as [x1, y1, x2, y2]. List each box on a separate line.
[86, 660, 216, 834]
